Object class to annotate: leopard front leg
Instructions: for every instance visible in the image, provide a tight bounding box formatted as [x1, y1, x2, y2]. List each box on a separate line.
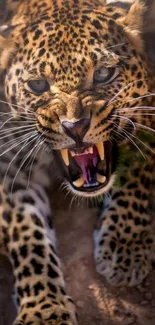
[94, 160, 155, 287]
[0, 186, 77, 325]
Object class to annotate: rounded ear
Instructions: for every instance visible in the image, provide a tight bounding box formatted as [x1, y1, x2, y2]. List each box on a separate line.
[117, 0, 146, 52]
[0, 25, 19, 72]
[0, 0, 25, 71]
[116, 0, 155, 66]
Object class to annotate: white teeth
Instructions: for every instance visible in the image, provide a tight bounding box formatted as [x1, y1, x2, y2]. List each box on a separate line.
[96, 142, 104, 160]
[60, 149, 69, 166]
[73, 175, 84, 187]
[70, 146, 93, 157]
[96, 173, 106, 184]
[71, 151, 76, 157]
[88, 147, 93, 154]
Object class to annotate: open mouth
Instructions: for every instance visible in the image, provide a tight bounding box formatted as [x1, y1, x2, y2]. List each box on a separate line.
[58, 141, 118, 196]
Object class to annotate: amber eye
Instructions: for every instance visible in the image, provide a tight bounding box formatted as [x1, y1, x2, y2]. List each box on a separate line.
[93, 67, 119, 84]
[27, 79, 50, 94]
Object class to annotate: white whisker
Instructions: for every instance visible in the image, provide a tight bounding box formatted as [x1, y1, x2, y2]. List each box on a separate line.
[130, 132, 155, 155]
[26, 136, 45, 189]
[134, 122, 155, 133]
[108, 79, 145, 105]
[0, 132, 35, 151]
[113, 116, 154, 155]
[124, 113, 155, 117]
[0, 98, 34, 113]
[112, 122, 146, 159]
[0, 131, 37, 157]
[0, 126, 36, 141]
[120, 93, 155, 105]
[0, 123, 36, 135]
[112, 114, 136, 130]
[106, 42, 128, 50]
[10, 134, 39, 194]
[3, 133, 37, 186]
[0, 116, 14, 130]
[0, 111, 35, 119]
[118, 106, 155, 112]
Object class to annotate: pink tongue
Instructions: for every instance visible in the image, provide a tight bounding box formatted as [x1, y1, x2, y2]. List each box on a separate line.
[74, 148, 98, 184]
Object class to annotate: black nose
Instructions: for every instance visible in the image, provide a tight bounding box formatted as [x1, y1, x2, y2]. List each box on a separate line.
[61, 118, 90, 142]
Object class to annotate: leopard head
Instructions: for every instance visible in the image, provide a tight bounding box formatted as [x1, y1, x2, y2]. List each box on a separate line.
[0, 0, 155, 197]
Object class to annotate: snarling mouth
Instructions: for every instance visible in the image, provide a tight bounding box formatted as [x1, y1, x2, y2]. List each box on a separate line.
[58, 141, 118, 196]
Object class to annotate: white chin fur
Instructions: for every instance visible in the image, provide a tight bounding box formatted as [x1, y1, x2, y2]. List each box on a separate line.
[66, 174, 116, 198]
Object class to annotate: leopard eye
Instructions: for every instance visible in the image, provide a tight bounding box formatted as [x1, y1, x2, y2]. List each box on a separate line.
[27, 79, 50, 94]
[93, 67, 119, 84]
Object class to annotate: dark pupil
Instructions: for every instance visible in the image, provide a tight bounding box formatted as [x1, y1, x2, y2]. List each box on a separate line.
[94, 67, 115, 84]
[28, 80, 48, 92]
[103, 67, 114, 80]
[99, 69, 108, 77]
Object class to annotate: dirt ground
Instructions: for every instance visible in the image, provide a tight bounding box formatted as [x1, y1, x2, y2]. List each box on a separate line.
[1, 183, 155, 325]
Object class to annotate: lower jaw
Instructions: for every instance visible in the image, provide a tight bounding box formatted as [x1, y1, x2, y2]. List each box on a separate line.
[66, 174, 116, 198]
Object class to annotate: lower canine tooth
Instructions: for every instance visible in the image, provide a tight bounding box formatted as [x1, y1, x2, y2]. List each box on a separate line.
[60, 149, 69, 166]
[88, 147, 93, 154]
[96, 142, 104, 160]
[71, 151, 76, 157]
[96, 173, 106, 184]
[73, 175, 84, 187]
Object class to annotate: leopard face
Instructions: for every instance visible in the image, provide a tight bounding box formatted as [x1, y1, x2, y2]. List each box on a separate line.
[2, 0, 151, 197]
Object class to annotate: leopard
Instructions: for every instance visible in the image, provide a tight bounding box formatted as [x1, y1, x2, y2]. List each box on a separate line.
[0, 0, 155, 324]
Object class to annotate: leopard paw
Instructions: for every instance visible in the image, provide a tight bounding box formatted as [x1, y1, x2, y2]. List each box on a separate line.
[14, 296, 77, 325]
[94, 228, 155, 286]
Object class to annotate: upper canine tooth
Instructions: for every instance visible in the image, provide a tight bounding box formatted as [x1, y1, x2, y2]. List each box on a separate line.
[96, 142, 104, 160]
[60, 149, 69, 166]
[73, 175, 84, 187]
[96, 173, 106, 184]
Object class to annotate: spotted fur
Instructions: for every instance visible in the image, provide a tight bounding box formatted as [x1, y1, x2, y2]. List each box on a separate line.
[0, 0, 155, 324]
